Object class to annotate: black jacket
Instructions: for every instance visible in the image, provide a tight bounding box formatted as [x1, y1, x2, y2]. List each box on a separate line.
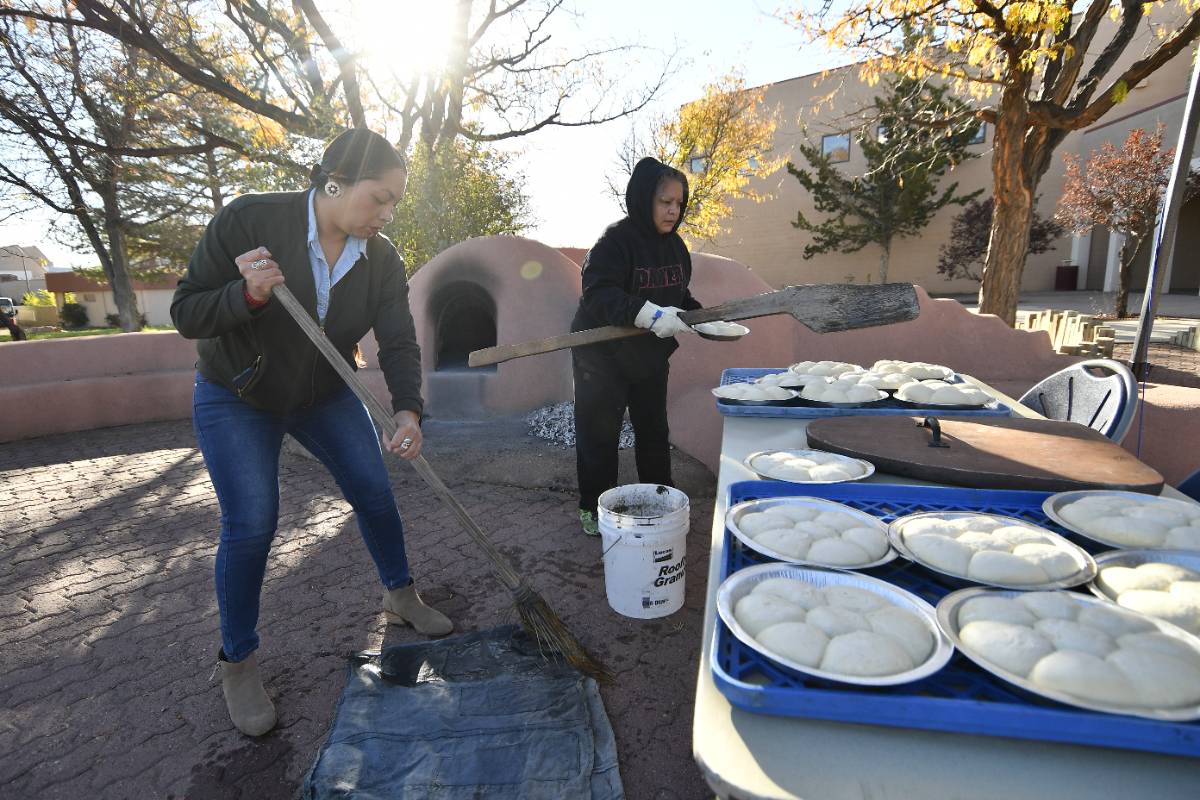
[571, 157, 701, 380]
[171, 191, 423, 417]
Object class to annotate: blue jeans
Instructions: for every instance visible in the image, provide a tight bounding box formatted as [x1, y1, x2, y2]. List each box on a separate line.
[193, 374, 411, 662]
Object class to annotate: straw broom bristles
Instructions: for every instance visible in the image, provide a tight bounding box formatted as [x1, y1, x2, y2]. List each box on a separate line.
[273, 285, 611, 681]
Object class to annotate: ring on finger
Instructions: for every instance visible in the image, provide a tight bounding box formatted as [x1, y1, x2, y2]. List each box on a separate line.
[249, 258, 270, 271]
[400, 437, 413, 450]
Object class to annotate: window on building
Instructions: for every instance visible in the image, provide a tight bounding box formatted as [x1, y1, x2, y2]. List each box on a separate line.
[822, 133, 851, 163]
[876, 125, 889, 144]
[689, 156, 708, 174]
[83, 293, 96, 301]
[968, 122, 986, 145]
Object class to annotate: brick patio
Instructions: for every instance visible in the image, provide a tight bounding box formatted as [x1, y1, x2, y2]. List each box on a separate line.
[0, 419, 715, 799]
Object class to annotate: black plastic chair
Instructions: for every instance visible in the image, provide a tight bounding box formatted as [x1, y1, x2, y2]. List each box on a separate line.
[1018, 358, 1137, 444]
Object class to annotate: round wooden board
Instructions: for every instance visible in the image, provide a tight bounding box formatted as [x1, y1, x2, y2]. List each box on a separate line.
[806, 415, 1163, 494]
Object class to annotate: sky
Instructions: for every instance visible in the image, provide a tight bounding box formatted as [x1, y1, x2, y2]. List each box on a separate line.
[0, 0, 843, 267]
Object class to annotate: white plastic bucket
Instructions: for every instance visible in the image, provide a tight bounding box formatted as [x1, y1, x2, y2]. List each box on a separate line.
[597, 483, 690, 619]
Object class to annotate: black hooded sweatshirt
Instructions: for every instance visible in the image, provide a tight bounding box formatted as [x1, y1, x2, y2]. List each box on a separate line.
[571, 157, 702, 380]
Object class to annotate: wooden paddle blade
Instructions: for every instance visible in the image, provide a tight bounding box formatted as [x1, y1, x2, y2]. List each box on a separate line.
[787, 283, 920, 333]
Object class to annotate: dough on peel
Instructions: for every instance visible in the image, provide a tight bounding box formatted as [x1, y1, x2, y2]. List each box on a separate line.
[819, 630, 915, 676]
[755, 621, 830, 668]
[960, 620, 1053, 677]
[734, 593, 807, 637]
[1029, 650, 1135, 705]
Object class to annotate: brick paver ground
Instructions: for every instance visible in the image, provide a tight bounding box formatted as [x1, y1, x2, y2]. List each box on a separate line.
[1, 420, 715, 799]
[1112, 342, 1200, 389]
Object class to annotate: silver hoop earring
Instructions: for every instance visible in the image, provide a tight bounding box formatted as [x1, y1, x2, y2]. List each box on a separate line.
[324, 181, 342, 198]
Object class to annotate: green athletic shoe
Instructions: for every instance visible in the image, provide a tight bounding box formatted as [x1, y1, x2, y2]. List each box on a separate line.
[579, 509, 599, 537]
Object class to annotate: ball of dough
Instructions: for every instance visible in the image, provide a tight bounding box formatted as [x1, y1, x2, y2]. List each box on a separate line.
[1126, 504, 1190, 528]
[738, 512, 793, 536]
[755, 621, 830, 668]
[813, 510, 859, 531]
[960, 620, 1054, 677]
[1097, 566, 1144, 597]
[907, 533, 972, 575]
[1076, 604, 1156, 637]
[868, 605, 934, 664]
[990, 525, 1053, 547]
[754, 528, 812, 559]
[958, 595, 1037, 627]
[1029, 650, 1134, 705]
[1117, 589, 1200, 635]
[1016, 591, 1079, 621]
[1033, 618, 1116, 658]
[1010, 542, 1080, 581]
[967, 550, 1050, 586]
[1107, 648, 1200, 707]
[1086, 516, 1168, 547]
[819, 630, 915, 677]
[807, 537, 872, 566]
[734, 593, 808, 637]
[809, 464, 854, 482]
[929, 386, 969, 405]
[902, 518, 958, 537]
[954, 531, 1011, 552]
[1171, 581, 1200, 602]
[845, 384, 884, 403]
[807, 605, 872, 638]
[1116, 632, 1200, 665]
[842, 527, 889, 561]
[776, 465, 814, 481]
[1164, 526, 1200, 550]
[823, 585, 889, 613]
[771, 504, 819, 523]
[796, 522, 840, 541]
[753, 577, 826, 610]
[898, 383, 933, 403]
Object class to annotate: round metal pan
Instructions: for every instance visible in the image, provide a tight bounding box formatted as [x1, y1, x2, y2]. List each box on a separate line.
[726, 497, 898, 570]
[1043, 490, 1200, 551]
[717, 562, 954, 687]
[887, 511, 1097, 590]
[744, 449, 876, 485]
[937, 587, 1200, 721]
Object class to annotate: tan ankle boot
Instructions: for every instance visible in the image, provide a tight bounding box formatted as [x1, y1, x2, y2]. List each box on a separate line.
[384, 582, 454, 636]
[219, 651, 276, 737]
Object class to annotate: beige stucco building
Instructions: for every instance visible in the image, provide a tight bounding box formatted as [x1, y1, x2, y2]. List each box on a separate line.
[700, 10, 1200, 297]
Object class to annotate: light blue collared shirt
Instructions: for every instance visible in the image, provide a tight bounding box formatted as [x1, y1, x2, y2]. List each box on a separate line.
[307, 189, 368, 325]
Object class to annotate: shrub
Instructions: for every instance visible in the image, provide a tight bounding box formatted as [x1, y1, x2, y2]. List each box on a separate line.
[106, 312, 148, 328]
[60, 303, 89, 329]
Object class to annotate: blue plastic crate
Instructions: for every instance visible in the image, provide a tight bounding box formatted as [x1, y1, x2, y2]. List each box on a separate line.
[711, 480, 1200, 756]
[716, 368, 1014, 418]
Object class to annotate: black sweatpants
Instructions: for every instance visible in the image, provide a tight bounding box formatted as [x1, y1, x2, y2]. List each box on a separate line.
[573, 348, 673, 512]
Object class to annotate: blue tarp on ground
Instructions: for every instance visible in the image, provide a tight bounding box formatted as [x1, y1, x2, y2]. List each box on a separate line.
[302, 625, 624, 799]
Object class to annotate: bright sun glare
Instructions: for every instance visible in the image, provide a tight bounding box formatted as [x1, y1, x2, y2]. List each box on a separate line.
[353, 0, 458, 81]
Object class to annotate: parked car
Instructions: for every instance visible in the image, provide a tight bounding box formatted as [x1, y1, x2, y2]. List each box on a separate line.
[0, 296, 15, 318]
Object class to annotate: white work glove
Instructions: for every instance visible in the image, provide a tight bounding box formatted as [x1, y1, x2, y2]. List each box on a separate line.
[634, 301, 692, 339]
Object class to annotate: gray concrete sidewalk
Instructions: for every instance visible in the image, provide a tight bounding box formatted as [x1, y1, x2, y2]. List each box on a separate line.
[0, 418, 716, 800]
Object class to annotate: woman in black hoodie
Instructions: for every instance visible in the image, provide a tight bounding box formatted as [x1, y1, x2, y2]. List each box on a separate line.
[572, 157, 701, 535]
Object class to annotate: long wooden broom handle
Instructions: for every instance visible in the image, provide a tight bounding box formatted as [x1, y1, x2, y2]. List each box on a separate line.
[272, 285, 522, 591]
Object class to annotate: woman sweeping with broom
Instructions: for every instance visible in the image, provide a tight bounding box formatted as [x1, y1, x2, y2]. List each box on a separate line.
[172, 128, 452, 737]
[572, 157, 702, 536]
